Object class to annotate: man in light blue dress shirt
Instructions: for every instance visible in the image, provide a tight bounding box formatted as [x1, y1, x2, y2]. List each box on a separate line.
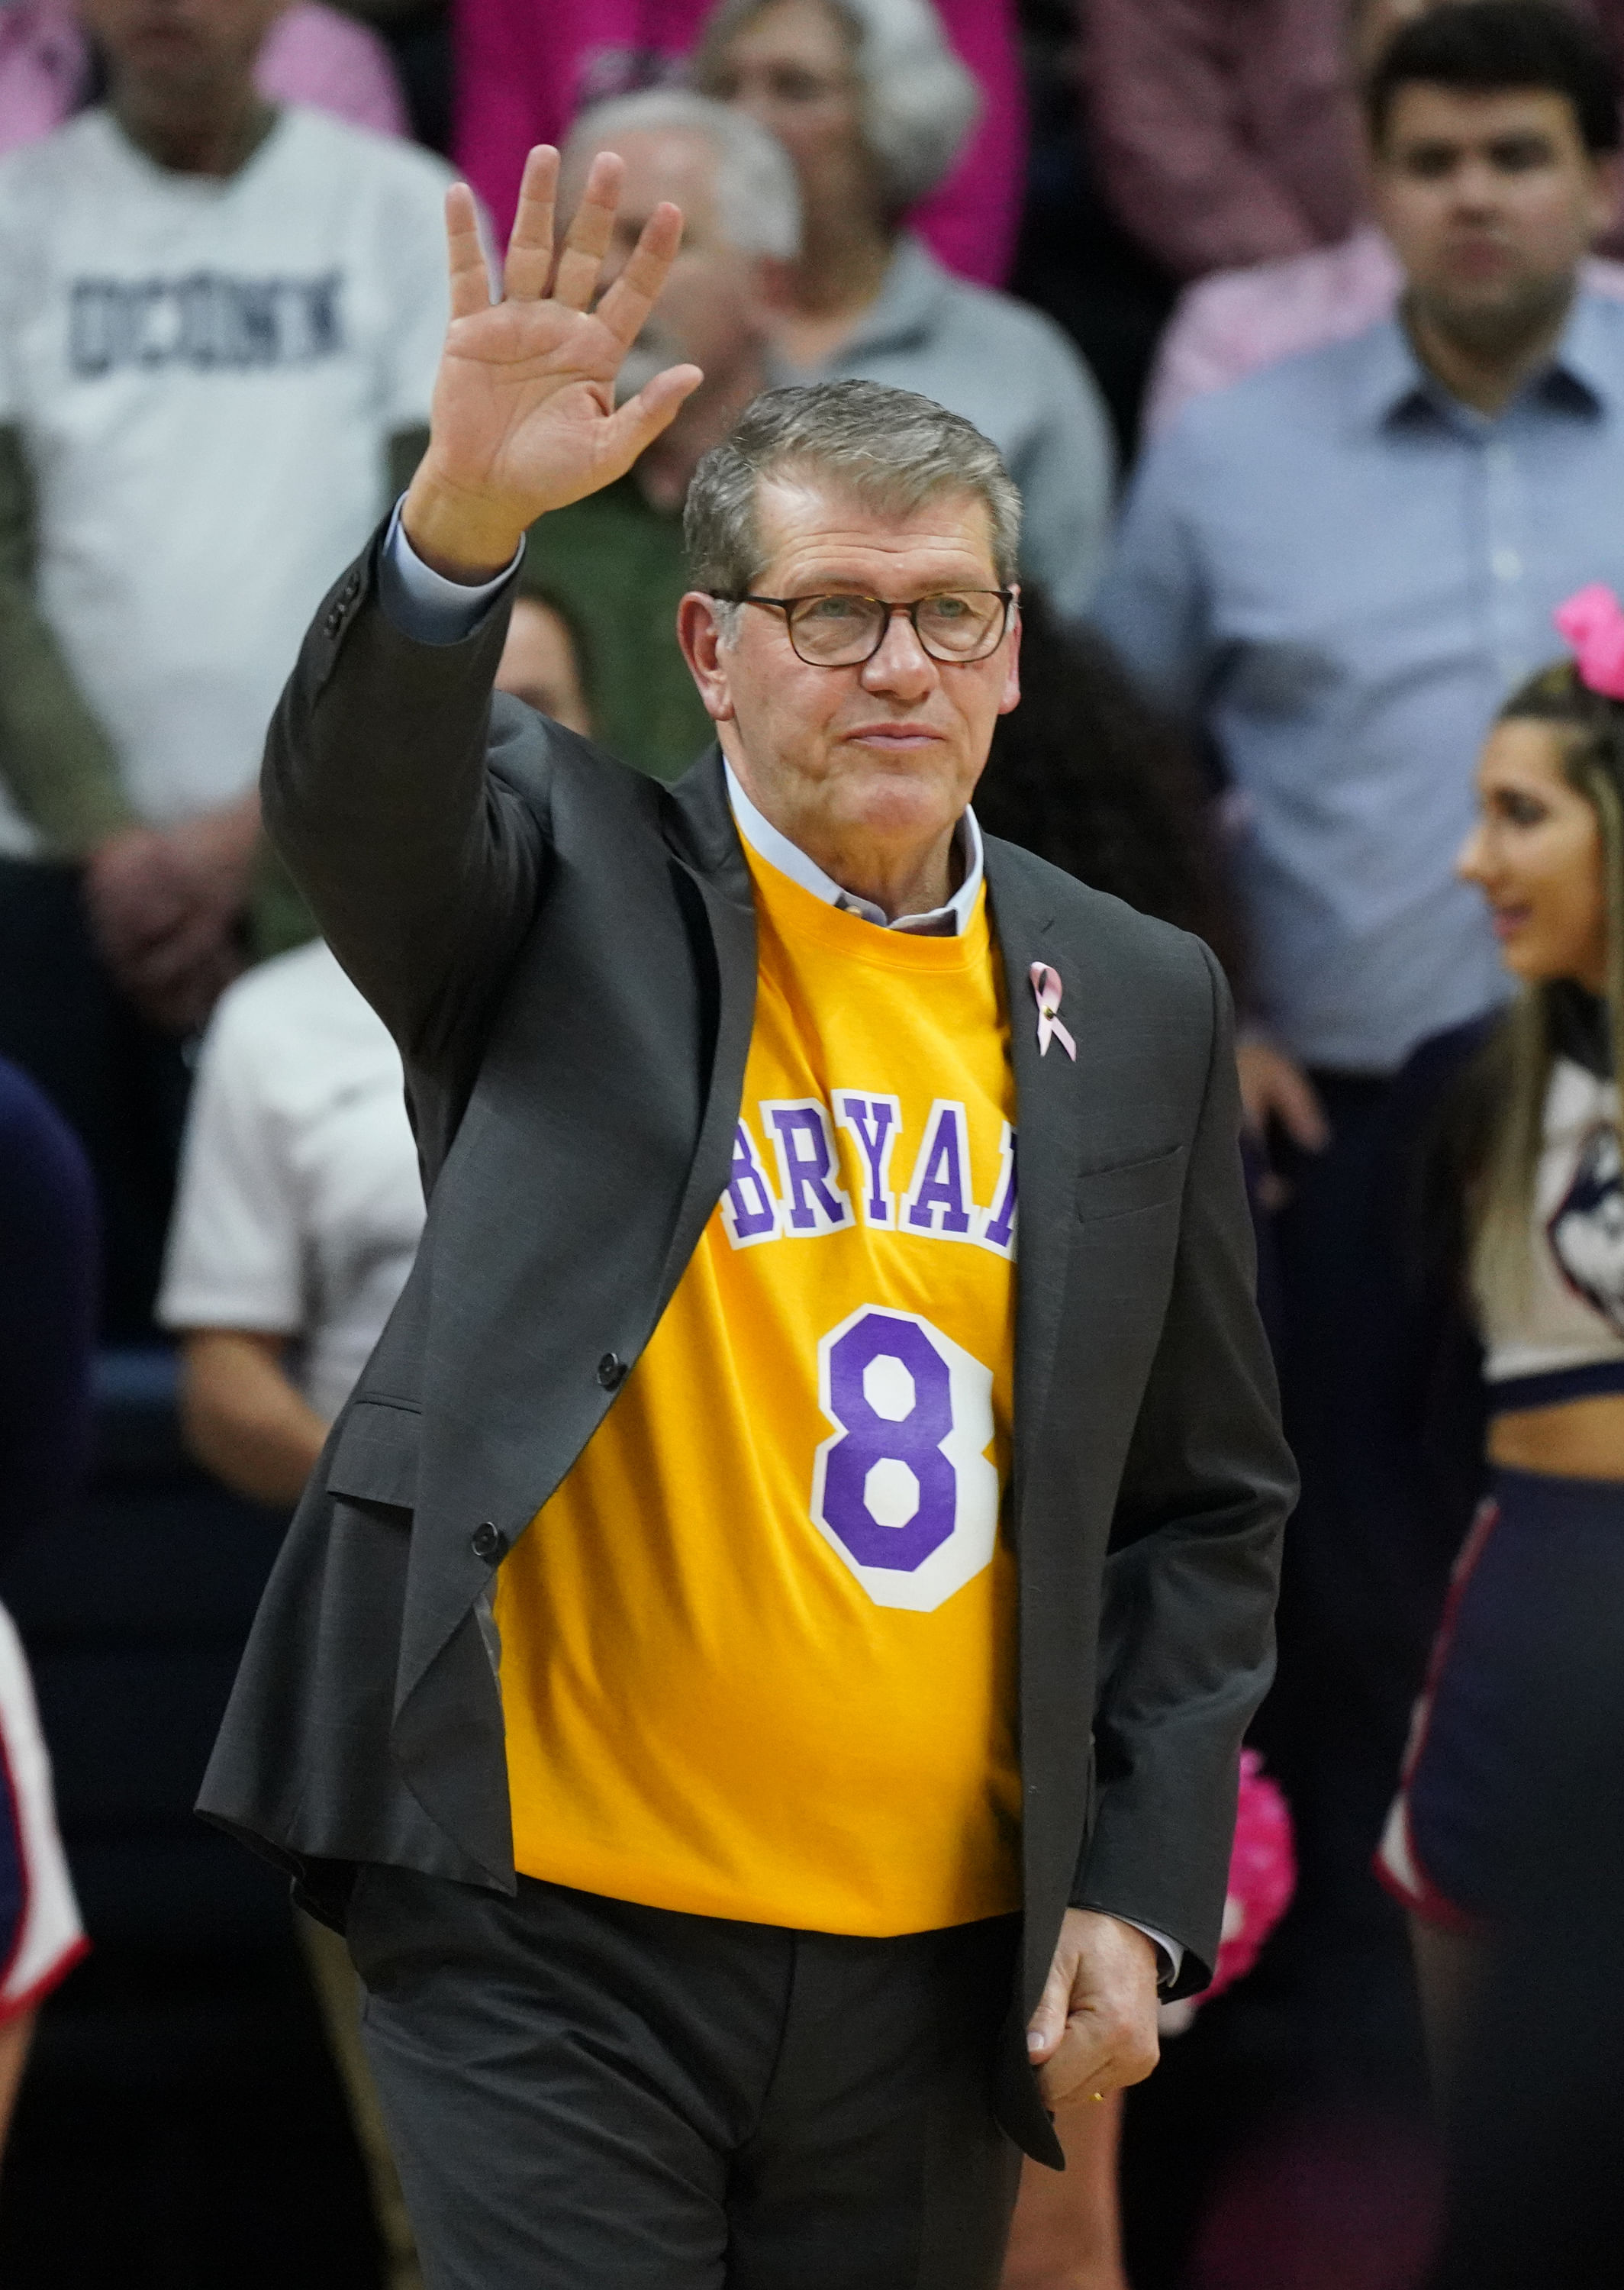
[1098, 2, 1624, 1095]
[1094, 0, 1624, 2069]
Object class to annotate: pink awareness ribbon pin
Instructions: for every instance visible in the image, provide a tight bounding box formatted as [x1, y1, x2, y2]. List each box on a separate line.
[1030, 962, 1076, 1061]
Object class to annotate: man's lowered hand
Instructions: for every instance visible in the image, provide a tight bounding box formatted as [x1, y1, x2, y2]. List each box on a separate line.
[1024, 1908, 1161, 2108]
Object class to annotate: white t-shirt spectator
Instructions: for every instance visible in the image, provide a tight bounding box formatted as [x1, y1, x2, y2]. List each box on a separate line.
[0, 104, 453, 853]
[158, 940, 424, 1426]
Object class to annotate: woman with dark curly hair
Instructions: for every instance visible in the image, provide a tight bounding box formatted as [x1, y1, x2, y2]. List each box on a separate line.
[976, 592, 1245, 992]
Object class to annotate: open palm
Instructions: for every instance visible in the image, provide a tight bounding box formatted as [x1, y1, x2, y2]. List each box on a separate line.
[405, 146, 703, 578]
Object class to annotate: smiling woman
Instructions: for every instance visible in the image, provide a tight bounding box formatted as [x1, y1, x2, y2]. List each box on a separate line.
[1373, 589, 1624, 2108]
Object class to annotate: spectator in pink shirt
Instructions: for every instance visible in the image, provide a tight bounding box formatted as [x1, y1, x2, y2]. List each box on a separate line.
[449, 0, 1024, 285]
[260, 0, 407, 134]
[0, 0, 406, 154]
[0, 0, 82, 150]
[1084, 0, 1366, 283]
[1144, 0, 1624, 434]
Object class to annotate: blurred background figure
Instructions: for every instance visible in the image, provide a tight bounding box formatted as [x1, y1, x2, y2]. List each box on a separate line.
[1095, 0, 1624, 2132]
[975, 595, 1245, 991]
[464, 88, 800, 781]
[694, 0, 1117, 616]
[157, 588, 594, 1493]
[158, 931, 429, 2288]
[1146, 0, 1624, 435]
[1425, 1608, 1624, 2288]
[1084, 0, 1364, 289]
[150, 583, 592, 2290]
[0, 0, 411, 151]
[1323, 612, 1624, 2290]
[0, 1060, 96, 2159]
[494, 592, 596, 732]
[0, 0, 453, 1336]
[1371, 621, 1624, 2095]
[450, 0, 1023, 285]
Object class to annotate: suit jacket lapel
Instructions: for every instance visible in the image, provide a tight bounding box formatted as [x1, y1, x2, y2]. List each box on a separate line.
[984, 839, 1091, 1535]
[654, 748, 759, 1308]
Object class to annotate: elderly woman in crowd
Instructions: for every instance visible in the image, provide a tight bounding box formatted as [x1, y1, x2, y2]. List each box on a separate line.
[446, 0, 1022, 284]
[693, 0, 1118, 617]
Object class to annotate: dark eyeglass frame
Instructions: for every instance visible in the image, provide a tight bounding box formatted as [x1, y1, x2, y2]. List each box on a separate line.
[722, 589, 1019, 667]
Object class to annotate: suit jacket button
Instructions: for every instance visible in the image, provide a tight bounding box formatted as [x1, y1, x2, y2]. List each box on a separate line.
[471, 1521, 504, 1561]
[597, 1352, 627, 1390]
[324, 606, 343, 637]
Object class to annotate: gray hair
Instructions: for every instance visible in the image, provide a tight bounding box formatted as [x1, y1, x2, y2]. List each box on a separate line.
[693, 0, 980, 214]
[563, 89, 802, 260]
[685, 379, 1021, 612]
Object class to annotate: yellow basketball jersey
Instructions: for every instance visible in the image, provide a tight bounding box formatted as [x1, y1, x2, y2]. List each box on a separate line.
[493, 840, 1022, 1934]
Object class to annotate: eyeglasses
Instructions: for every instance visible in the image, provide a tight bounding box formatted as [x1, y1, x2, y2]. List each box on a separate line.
[726, 590, 1017, 668]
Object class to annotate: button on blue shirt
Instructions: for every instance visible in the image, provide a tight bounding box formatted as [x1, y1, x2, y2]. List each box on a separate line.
[1094, 295, 1624, 1072]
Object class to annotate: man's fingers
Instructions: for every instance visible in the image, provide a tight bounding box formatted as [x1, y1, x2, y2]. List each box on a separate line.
[594, 202, 688, 346]
[1272, 1066, 1331, 1153]
[446, 184, 490, 323]
[552, 150, 624, 311]
[1036, 2011, 1158, 2107]
[602, 363, 706, 467]
[1024, 1957, 1074, 2066]
[503, 144, 559, 302]
[115, 911, 220, 990]
[1236, 1044, 1331, 1153]
[1036, 2019, 1115, 2107]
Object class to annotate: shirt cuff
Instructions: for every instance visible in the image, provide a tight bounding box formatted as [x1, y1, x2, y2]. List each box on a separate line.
[1110, 1915, 1184, 1991]
[377, 495, 524, 645]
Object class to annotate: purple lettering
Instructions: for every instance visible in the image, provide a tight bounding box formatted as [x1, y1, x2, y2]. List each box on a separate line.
[904, 1100, 974, 1236]
[765, 1101, 852, 1234]
[978, 1124, 1017, 1254]
[834, 1093, 901, 1227]
[720, 1118, 778, 1247]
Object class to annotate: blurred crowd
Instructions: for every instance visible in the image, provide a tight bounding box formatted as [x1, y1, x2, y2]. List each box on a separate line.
[4, 0, 1624, 2284]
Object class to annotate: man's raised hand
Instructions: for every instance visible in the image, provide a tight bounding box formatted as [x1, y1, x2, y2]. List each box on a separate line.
[403, 145, 704, 583]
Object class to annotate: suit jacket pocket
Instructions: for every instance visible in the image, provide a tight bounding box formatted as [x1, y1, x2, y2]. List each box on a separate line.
[1075, 1143, 1187, 1224]
[326, 1398, 422, 1511]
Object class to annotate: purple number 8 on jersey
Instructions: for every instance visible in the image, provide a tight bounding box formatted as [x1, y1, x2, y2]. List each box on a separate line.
[811, 1306, 999, 1614]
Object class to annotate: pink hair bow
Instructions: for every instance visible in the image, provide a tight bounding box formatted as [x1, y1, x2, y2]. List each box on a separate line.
[1555, 583, 1624, 701]
[1030, 962, 1076, 1061]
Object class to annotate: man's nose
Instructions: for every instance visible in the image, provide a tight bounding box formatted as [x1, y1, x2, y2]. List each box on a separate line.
[1448, 158, 1507, 213]
[859, 608, 936, 693]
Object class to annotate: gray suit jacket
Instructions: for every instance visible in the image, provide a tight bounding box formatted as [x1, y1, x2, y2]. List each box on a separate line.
[198, 530, 1295, 2167]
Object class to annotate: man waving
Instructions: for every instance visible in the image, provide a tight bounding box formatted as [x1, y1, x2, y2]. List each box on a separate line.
[202, 148, 1293, 2290]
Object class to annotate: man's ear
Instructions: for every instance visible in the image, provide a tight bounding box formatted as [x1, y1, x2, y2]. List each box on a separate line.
[677, 591, 737, 724]
[1587, 151, 1624, 247]
[997, 598, 1023, 718]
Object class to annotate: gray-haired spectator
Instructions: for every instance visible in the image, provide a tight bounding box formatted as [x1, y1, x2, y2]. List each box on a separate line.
[507, 89, 801, 780]
[0, 0, 454, 1334]
[694, 0, 1117, 617]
